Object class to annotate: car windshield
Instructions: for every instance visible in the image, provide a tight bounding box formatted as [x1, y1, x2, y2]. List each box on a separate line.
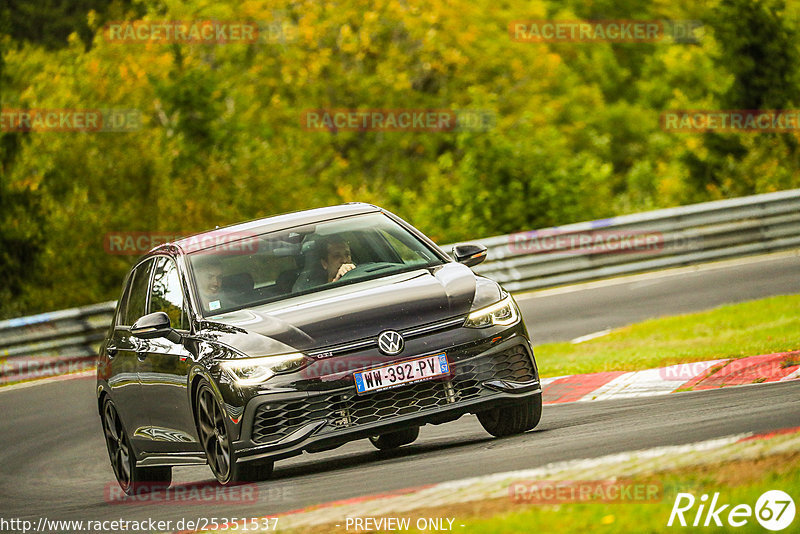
[187, 212, 445, 316]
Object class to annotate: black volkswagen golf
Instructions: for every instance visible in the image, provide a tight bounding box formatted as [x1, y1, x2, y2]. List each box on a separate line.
[97, 204, 542, 493]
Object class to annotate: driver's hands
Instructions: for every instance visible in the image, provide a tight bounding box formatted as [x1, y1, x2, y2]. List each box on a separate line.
[333, 263, 356, 282]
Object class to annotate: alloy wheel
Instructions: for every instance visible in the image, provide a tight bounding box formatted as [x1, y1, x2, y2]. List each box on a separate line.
[196, 385, 232, 482]
[103, 400, 133, 491]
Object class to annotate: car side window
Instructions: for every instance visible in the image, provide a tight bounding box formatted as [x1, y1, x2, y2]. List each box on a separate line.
[124, 258, 155, 327]
[149, 257, 187, 330]
[114, 276, 133, 328]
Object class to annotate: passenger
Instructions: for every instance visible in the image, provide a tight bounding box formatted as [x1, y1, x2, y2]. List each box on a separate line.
[196, 258, 226, 312]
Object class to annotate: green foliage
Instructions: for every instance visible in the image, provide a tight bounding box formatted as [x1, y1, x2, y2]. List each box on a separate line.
[712, 0, 799, 110]
[0, 0, 799, 317]
[681, 0, 800, 200]
[2, 0, 140, 50]
[0, 172, 46, 317]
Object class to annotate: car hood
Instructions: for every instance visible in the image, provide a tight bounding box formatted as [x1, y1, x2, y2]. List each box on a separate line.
[202, 263, 494, 355]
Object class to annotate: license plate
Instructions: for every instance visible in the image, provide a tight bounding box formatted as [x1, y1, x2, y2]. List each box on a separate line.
[354, 353, 450, 394]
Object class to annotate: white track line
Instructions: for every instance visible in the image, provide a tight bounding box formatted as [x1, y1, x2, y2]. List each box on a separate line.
[570, 328, 612, 344]
[780, 367, 800, 381]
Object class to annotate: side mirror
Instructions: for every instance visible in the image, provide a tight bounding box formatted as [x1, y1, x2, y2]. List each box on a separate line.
[131, 312, 181, 343]
[452, 243, 488, 267]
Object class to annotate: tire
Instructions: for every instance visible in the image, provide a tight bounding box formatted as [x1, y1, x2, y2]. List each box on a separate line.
[195, 382, 274, 484]
[369, 426, 420, 450]
[102, 398, 172, 495]
[477, 393, 542, 438]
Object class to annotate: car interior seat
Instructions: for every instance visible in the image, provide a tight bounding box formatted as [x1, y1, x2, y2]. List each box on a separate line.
[291, 238, 328, 292]
[222, 272, 254, 299]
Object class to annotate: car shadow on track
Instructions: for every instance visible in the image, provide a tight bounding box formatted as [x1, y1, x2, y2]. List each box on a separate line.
[268, 429, 549, 482]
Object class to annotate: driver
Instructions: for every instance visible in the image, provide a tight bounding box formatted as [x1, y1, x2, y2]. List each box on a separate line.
[320, 237, 356, 283]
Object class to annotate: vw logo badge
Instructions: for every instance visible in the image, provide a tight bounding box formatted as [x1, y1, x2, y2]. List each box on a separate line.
[377, 330, 404, 355]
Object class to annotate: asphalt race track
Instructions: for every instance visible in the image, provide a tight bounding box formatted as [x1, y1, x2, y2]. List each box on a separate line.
[517, 253, 800, 343]
[1, 254, 798, 525]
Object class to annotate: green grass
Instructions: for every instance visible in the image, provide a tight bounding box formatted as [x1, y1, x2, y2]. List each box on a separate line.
[532, 294, 800, 378]
[284, 450, 800, 534]
[451, 453, 800, 534]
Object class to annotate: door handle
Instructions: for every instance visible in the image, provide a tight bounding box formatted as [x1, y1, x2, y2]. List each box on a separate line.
[106, 345, 118, 357]
[136, 351, 148, 361]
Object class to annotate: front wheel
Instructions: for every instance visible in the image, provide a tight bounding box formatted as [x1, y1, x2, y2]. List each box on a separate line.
[102, 398, 172, 495]
[369, 426, 420, 450]
[477, 394, 542, 437]
[195, 382, 274, 484]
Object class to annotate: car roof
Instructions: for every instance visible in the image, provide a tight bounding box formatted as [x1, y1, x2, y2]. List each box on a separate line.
[160, 203, 382, 255]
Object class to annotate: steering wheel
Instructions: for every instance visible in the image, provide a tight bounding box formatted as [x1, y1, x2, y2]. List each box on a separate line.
[338, 262, 399, 280]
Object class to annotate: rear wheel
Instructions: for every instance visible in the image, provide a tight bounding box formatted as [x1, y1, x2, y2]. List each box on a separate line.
[195, 382, 273, 484]
[102, 398, 172, 495]
[369, 426, 420, 450]
[477, 394, 542, 437]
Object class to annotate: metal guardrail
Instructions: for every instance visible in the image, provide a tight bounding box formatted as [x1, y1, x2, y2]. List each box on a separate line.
[466, 188, 800, 292]
[0, 302, 116, 384]
[2, 188, 799, 383]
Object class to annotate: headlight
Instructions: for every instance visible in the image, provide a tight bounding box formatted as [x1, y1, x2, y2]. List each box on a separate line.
[464, 295, 519, 328]
[220, 353, 307, 385]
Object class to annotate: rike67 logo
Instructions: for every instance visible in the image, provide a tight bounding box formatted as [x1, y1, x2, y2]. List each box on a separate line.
[668, 490, 795, 531]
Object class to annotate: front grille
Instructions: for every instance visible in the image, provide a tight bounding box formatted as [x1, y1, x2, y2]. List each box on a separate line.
[251, 395, 337, 444]
[455, 344, 537, 398]
[347, 379, 452, 425]
[251, 344, 536, 444]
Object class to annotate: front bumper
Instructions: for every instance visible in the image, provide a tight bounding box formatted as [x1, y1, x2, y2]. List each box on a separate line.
[232, 334, 540, 463]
